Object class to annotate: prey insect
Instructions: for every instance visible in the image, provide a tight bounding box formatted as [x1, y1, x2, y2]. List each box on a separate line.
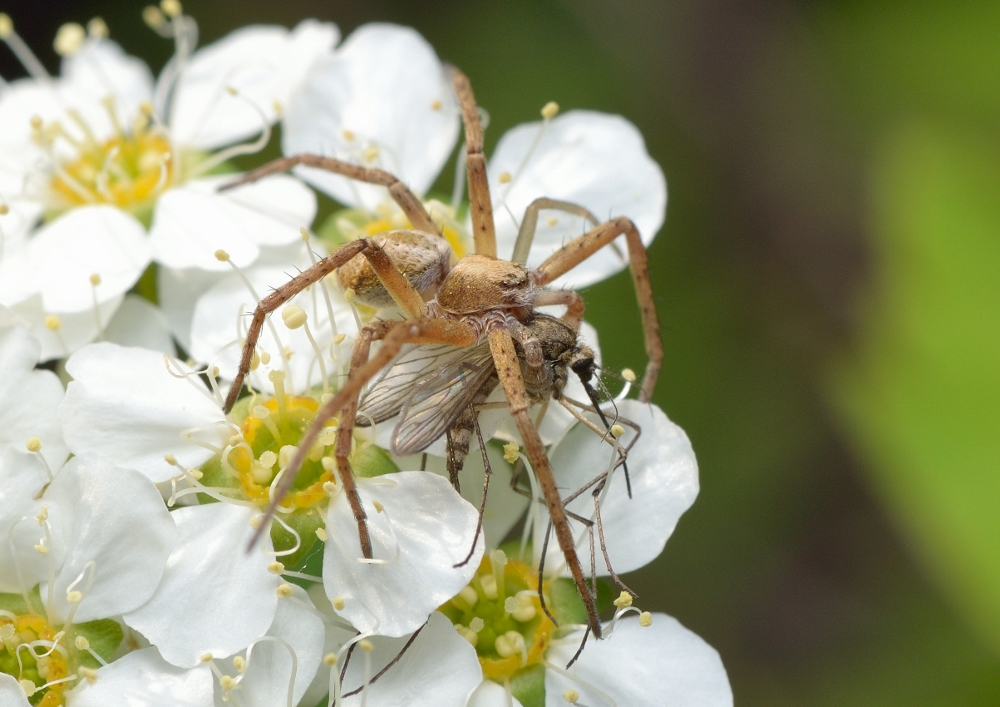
[220, 68, 663, 639]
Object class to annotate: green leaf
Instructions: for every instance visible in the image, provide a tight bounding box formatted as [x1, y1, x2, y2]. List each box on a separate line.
[832, 124, 1000, 652]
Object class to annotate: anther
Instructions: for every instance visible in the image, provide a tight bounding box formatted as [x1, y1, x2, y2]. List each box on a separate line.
[494, 631, 525, 659]
[503, 443, 520, 464]
[299, 226, 310, 242]
[215, 249, 230, 262]
[232, 655, 246, 672]
[610, 424, 625, 439]
[164, 454, 178, 465]
[315, 527, 328, 541]
[431, 100, 442, 111]
[75, 636, 90, 650]
[276, 583, 293, 598]
[322, 481, 337, 496]
[0, 14, 12, 38]
[199, 652, 214, 663]
[455, 625, 478, 646]
[468, 617, 484, 633]
[546, 217, 559, 227]
[219, 675, 236, 690]
[332, 333, 347, 345]
[278, 445, 299, 471]
[160, 0, 182, 18]
[89, 273, 101, 286]
[45, 315, 61, 331]
[87, 17, 109, 39]
[78, 666, 98, 683]
[621, 368, 636, 382]
[343, 288, 356, 302]
[362, 146, 379, 162]
[480, 574, 498, 600]
[358, 639, 374, 653]
[54, 23, 86, 56]
[267, 561, 284, 575]
[639, 611, 652, 627]
[19, 679, 36, 696]
[323, 653, 337, 666]
[342, 130, 355, 141]
[541, 101, 560, 119]
[26, 437, 42, 453]
[281, 305, 307, 330]
[67, 590, 83, 603]
[499, 171, 512, 184]
[258, 450, 277, 469]
[142, 6, 166, 30]
[0, 203, 9, 215]
[613, 591, 633, 609]
[261, 352, 271, 365]
[458, 586, 478, 608]
[332, 597, 345, 610]
[34, 543, 48, 554]
[563, 689, 580, 703]
[372, 500, 384, 513]
[225, 86, 238, 96]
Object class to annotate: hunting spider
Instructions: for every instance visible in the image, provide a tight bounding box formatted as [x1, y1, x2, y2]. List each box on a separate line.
[221, 68, 662, 639]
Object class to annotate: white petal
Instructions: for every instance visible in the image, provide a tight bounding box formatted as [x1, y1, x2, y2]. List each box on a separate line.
[0, 673, 31, 707]
[189, 261, 355, 394]
[340, 612, 482, 707]
[0, 206, 150, 313]
[149, 175, 316, 271]
[299, 584, 357, 707]
[0, 198, 43, 252]
[42, 457, 176, 623]
[283, 23, 459, 210]
[545, 614, 732, 707]
[61, 40, 154, 123]
[489, 111, 666, 288]
[323, 472, 483, 637]
[236, 585, 326, 707]
[67, 648, 215, 707]
[124, 504, 279, 668]
[0, 324, 68, 468]
[60, 343, 228, 483]
[395, 443, 529, 550]
[0, 448, 52, 592]
[102, 294, 175, 354]
[157, 266, 227, 352]
[6, 294, 123, 362]
[168, 21, 338, 150]
[468, 681, 525, 707]
[544, 400, 698, 575]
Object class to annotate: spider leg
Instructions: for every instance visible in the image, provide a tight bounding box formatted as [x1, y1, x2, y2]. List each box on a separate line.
[248, 317, 479, 555]
[453, 410, 492, 569]
[487, 327, 603, 638]
[219, 155, 440, 236]
[223, 233, 429, 412]
[511, 198, 599, 265]
[532, 289, 585, 330]
[450, 67, 496, 258]
[533, 217, 662, 402]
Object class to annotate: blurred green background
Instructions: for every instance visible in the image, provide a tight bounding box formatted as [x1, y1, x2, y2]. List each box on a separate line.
[6, 0, 1000, 703]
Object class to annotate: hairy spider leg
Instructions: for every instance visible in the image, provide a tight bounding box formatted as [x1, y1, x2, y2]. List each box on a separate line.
[219, 155, 441, 236]
[534, 216, 663, 402]
[451, 67, 496, 258]
[511, 197, 600, 266]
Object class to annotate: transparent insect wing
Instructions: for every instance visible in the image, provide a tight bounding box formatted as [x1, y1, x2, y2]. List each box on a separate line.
[391, 342, 498, 456]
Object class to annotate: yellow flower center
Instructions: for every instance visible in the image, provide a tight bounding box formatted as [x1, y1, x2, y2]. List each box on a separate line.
[0, 614, 70, 707]
[438, 553, 555, 683]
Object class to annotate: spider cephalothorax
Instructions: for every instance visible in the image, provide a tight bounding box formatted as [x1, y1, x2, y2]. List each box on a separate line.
[221, 68, 662, 639]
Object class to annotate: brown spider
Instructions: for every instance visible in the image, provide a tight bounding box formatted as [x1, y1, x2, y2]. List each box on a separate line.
[220, 68, 662, 638]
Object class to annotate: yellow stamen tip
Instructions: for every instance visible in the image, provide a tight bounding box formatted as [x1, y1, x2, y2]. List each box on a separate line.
[88, 17, 109, 39]
[54, 23, 86, 56]
[541, 101, 560, 119]
[160, 0, 182, 18]
[277, 583, 294, 598]
[214, 249, 230, 262]
[621, 367, 636, 382]
[332, 596, 345, 610]
[498, 171, 512, 184]
[0, 203, 9, 215]
[358, 639, 374, 653]
[563, 688, 580, 703]
[0, 14, 13, 39]
[44, 315, 61, 331]
[639, 611, 653, 627]
[323, 653, 337, 666]
[89, 273, 102, 286]
[431, 99, 442, 111]
[610, 424, 625, 439]
[613, 590, 633, 609]
[281, 305, 307, 330]
[502, 442, 520, 464]
[25, 437, 42, 453]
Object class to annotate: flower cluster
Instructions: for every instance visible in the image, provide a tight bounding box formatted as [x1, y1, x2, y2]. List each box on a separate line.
[0, 5, 732, 707]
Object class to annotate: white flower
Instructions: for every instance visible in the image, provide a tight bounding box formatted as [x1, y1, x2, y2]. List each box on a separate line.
[0, 14, 334, 354]
[59, 342, 484, 642]
[282, 22, 665, 285]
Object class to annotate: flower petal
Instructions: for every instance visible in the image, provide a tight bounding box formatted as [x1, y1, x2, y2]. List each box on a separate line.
[61, 39, 154, 125]
[0, 206, 150, 313]
[0, 673, 31, 707]
[488, 111, 666, 288]
[67, 648, 214, 707]
[0, 323, 68, 468]
[60, 343, 228, 483]
[545, 614, 732, 707]
[43, 457, 177, 623]
[543, 400, 698, 575]
[236, 585, 326, 707]
[0, 448, 52, 593]
[283, 23, 459, 210]
[323, 472, 483, 637]
[149, 175, 316, 271]
[340, 612, 482, 707]
[167, 21, 338, 150]
[468, 680, 525, 707]
[102, 294, 175, 354]
[124, 504, 279, 668]
[189, 261, 355, 394]
[6, 294, 123, 362]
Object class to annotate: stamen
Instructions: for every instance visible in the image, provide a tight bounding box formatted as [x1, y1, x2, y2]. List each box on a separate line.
[189, 87, 273, 178]
[0, 14, 52, 81]
[53, 23, 86, 57]
[563, 688, 580, 703]
[638, 611, 652, 627]
[496, 100, 559, 209]
[87, 17, 109, 39]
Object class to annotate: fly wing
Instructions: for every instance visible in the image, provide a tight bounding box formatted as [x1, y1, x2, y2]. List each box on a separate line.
[390, 342, 499, 456]
[357, 343, 473, 425]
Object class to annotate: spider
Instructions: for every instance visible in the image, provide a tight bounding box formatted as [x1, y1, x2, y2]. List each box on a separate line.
[220, 68, 662, 639]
